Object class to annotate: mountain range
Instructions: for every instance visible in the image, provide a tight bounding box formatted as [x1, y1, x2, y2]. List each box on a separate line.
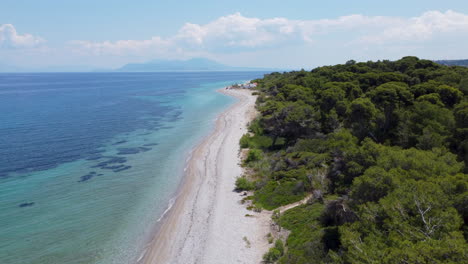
[434, 59, 468, 67]
[115, 58, 280, 72]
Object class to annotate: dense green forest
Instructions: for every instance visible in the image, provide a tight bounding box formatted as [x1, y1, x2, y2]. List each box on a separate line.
[238, 57, 468, 263]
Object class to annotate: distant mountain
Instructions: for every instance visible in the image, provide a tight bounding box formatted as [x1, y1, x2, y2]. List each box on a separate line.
[434, 59, 468, 67]
[116, 58, 279, 72]
[0, 58, 284, 73]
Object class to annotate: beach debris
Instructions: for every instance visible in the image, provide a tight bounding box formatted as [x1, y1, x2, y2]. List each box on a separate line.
[243, 236, 251, 248]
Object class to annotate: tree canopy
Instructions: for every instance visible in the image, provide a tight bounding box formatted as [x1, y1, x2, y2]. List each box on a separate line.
[242, 57, 468, 263]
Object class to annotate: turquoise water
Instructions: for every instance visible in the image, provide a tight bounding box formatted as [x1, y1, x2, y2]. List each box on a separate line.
[0, 72, 265, 264]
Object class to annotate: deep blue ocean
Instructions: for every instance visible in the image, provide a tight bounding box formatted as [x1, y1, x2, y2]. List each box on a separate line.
[0, 72, 265, 264]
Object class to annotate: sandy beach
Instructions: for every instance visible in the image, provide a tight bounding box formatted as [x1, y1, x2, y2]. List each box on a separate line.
[141, 88, 271, 264]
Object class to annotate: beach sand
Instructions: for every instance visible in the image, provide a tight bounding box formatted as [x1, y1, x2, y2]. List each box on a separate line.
[141, 88, 271, 264]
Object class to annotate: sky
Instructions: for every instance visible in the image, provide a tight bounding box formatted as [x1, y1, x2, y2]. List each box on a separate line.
[1, 0, 468, 71]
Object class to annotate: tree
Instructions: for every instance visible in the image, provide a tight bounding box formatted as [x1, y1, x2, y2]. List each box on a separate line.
[341, 181, 467, 264]
[351, 167, 399, 204]
[319, 84, 346, 112]
[380, 181, 463, 241]
[396, 101, 455, 149]
[346, 98, 378, 140]
[262, 102, 320, 144]
[395, 56, 419, 72]
[454, 102, 468, 170]
[460, 77, 468, 95]
[410, 80, 440, 98]
[250, 57, 468, 264]
[437, 84, 463, 107]
[415, 93, 444, 107]
[368, 82, 413, 139]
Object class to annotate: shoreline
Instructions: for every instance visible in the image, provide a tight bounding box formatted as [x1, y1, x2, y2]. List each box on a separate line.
[140, 88, 271, 264]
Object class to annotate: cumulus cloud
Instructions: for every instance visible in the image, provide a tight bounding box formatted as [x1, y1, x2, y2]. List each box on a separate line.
[70, 10, 468, 56]
[0, 24, 45, 49]
[69, 37, 171, 56]
[175, 13, 301, 49]
[359, 10, 468, 44]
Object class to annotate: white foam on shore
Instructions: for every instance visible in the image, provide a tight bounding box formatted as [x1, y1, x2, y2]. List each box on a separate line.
[136, 248, 148, 263]
[157, 196, 178, 223]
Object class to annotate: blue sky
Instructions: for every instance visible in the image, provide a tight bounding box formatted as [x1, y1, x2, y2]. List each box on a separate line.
[1, 0, 468, 71]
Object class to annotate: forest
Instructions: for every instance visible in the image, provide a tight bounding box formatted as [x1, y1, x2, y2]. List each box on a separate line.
[238, 56, 468, 263]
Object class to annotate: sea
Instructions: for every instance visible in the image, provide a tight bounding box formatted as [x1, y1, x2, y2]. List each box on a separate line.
[0, 72, 266, 264]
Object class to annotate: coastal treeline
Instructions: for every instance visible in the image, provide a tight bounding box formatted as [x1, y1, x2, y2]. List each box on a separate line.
[239, 57, 468, 263]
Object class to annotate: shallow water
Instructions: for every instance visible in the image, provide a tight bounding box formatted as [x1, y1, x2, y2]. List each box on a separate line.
[0, 72, 265, 264]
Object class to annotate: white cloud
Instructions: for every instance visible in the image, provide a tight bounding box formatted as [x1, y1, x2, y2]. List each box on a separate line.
[69, 37, 171, 56]
[0, 24, 45, 49]
[359, 10, 468, 44]
[70, 10, 468, 57]
[175, 13, 300, 49]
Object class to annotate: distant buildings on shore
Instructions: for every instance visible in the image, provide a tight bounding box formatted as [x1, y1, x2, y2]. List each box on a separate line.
[226, 82, 258, 89]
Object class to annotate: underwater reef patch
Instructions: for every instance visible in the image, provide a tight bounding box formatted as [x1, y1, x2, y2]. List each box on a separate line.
[78, 171, 97, 182]
[19, 202, 35, 208]
[116, 147, 151, 155]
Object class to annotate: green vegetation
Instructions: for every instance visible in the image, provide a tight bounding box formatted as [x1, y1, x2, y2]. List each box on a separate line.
[277, 203, 328, 263]
[264, 239, 286, 263]
[240, 134, 273, 149]
[245, 149, 263, 163]
[243, 57, 468, 263]
[243, 236, 251, 248]
[235, 177, 255, 191]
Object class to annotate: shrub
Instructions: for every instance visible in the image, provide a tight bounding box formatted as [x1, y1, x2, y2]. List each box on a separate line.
[274, 239, 284, 255]
[267, 233, 274, 244]
[239, 134, 273, 149]
[250, 135, 273, 149]
[240, 134, 250, 148]
[243, 236, 251, 248]
[245, 149, 262, 163]
[253, 204, 262, 212]
[263, 240, 285, 263]
[263, 248, 281, 263]
[235, 177, 255, 191]
[248, 118, 264, 134]
[254, 181, 306, 210]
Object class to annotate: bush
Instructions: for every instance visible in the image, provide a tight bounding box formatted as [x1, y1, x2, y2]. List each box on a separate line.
[263, 248, 281, 263]
[235, 177, 255, 191]
[240, 134, 250, 148]
[274, 239, 284, 255]
[263, 239, 285, 263]
[249, 118, 264, 134]
[239, 134, 273, 149]
[245, 149, 262, 163]
[254, 181, 306, 210]
[267, 233, 274, 244]
[277, 203, 327, 262]
[250, 135, 273, 149]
